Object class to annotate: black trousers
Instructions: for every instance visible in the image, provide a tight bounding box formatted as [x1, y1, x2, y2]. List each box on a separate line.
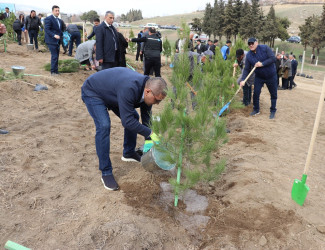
[15, 30, 22, 44]
[243, 84, 252, 106]
[144, 57, 161, 77]
[136, 44, 143, 61]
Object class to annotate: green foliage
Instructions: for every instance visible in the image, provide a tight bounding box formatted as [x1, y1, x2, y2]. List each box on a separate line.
[0, 68, 24, 81]
[213, 0, 225, 40]
[150, 32, 245, 198]
[223, 0, 237, 40]
[1, 12, 15, 40]
[128, 29, 136, 54]
[44, 59, 79, 73]
[191, 18, 202, 34]
[202, 3, 213, 37]
[80, 10, 99, 23]
[120, 9, 143, 22]
[162, 37, 172, 65]
[238, 0, 252, 40]
[299, 4, 325, 54]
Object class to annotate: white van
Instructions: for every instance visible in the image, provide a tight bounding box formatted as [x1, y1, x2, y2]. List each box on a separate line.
[145, 23, 159, 29]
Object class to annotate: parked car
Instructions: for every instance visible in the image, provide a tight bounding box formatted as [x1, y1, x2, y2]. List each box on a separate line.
[193, 33, 209, 44]
[145, 23, 159, 29]
[287, 36, 301, 43]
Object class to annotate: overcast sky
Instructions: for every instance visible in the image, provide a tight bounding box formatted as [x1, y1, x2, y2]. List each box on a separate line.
[4, 0, 214, 17]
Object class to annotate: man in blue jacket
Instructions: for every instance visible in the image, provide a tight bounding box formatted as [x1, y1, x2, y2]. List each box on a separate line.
[221, 40, 231, 60]
[44, 5, 63, 75]
[81, 67, 167, 191]
[240, 38, 277, 119]
[96, 11, 120, 70]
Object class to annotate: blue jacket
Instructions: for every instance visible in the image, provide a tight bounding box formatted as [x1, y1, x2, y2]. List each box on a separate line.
[96, 21, 120, 63]
[291, 59, 298, 76]
[221, 45, 230, 60]
[242, 44, 276, 80]
[44, 15, 63, 45]
[81, 67, 152, 137]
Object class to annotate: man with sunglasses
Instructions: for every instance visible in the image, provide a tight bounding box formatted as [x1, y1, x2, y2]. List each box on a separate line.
[81, 67, 167, 191]
[240, 38, 277, 119]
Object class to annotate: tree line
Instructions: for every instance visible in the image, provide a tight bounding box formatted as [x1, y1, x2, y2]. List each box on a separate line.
[120, 9, 143, 22]
[196, 0, 290, 48]
[299, 4, 325, 56]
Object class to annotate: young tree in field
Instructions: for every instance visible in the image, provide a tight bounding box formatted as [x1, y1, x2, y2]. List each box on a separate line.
[310, 17, 323, 56]
[259, 5, 277, 47]
[232, 0, 243, 42]
[162, 37, 172, 65]
[223, 0, 237, 40]
[191, 18, 203, 34]
[80, 10, 100, 23]
[202, 3, 213, 37]
[276, 17, 290, 43]
[239, 0, 252, 40]
[213, 0, 226, 40]
[318, 4, 325, 52]
[299, 16, 316, 51]
[128, 29, 137, 54]
[248, 0, 263, 38]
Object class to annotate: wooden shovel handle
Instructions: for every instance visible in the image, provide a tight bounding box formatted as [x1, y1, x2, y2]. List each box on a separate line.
[304, 76, 325, 175]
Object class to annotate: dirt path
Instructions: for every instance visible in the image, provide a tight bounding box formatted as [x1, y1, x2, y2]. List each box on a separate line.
[1, 43, 325, 249]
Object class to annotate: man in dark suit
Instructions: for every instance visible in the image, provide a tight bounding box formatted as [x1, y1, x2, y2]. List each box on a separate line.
[194, 39, 206, 54]
[86, 18, 100, 40]
[81, 67, 167, 190]
[2, 7, 10, 19]
[96, 11, 120, 70]
[290, 54, 298, 88]
[44, 5, 63, 75]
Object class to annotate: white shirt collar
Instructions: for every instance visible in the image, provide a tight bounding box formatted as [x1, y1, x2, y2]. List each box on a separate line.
[104, 21, 111, 27]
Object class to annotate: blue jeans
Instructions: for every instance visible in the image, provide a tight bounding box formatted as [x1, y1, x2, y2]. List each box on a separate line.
[68, 32, 81, 56]
[47, 44, 60, 74]
[82, 92, 138, 176]
[253, 75, 277, 113]
[29, 29, 39, 49]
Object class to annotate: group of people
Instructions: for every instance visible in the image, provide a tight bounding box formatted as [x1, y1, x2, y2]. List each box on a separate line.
[1, 6, 293, 190]
[276, 51, 298, 90]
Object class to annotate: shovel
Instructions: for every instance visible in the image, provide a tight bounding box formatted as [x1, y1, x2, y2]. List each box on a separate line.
[218, 66, 256, 117]
[291, 76, 325, 206]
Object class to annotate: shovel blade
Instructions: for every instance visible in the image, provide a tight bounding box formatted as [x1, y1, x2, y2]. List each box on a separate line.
[291, 174, 310, 206]
[218, 102, 230, 117]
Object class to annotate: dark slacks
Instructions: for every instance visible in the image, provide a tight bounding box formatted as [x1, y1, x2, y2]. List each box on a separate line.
[68, 31, 81, 56]
[136, 44, 143, 61]
[47, 44, 60, 74]
[28, 29, 39, 49]
[253, 75, 277, 113]
[243, 84, 252, 106]
[144, 57, 161, 77]
[14, 30, 22, 45]
[81, 91, 139, 176]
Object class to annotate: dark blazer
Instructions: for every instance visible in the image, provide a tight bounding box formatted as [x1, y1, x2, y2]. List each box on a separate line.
[81, 67, 152, 137]
[96, 21, 120, 63]
[44, 15, 63, 45]
[209, 44, 216, 55]
[291, 59, 298, 76]
[194, 43, 206, 54]
[87, 25, 98, 40]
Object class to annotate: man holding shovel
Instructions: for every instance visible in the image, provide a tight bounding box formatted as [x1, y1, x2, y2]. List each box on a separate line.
[81, 67, 167, 191]
[240, 38, 277, 119]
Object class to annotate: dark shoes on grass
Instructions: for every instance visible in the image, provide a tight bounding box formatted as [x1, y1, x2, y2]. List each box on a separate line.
[101, 175, 119, 191]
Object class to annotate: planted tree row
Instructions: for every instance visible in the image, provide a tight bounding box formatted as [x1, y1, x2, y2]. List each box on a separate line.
[200, 0, 290, 47]
[299, 4, 325, 56]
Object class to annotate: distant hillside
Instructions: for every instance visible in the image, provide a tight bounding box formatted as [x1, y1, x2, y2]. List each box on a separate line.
[130, 4, 322, 37]
[261, 0, 325, 4]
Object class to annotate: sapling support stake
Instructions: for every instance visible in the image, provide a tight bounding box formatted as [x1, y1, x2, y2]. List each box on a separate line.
[126, 63, 136, 71]
[174, 110, 186, 207]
